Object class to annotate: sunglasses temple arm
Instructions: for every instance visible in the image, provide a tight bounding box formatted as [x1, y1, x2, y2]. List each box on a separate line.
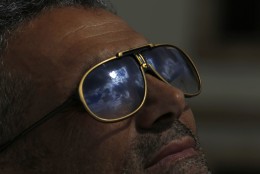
[0, 95, 76, 153]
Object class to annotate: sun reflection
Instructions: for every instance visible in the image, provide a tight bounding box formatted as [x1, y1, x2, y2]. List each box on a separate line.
[108, 67, 129, 85]
[109, 71, 117, 79]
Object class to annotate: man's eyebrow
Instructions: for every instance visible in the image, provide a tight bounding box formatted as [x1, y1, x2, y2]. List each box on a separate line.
[77, 55, 107, 77]
[78, 44, 121, 72]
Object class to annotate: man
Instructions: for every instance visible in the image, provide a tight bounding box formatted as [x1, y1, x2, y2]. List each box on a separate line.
[0, 0, 209, 173]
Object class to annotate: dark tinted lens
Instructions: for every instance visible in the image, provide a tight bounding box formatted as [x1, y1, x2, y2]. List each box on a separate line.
[142, 46, 200, 94]
[82, 56, 145, 119]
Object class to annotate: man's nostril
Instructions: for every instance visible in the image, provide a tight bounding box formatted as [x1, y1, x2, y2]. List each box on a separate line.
[153, 112, 173, 124]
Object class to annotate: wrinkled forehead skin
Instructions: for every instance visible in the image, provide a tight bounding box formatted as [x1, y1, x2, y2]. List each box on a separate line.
[3, 7, 148, 120]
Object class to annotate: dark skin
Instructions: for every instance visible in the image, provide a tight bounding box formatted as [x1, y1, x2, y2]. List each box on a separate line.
[2, 7, 208, 174]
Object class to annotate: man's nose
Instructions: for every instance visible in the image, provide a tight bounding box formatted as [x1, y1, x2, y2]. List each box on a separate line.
[135, 74, 187, 129]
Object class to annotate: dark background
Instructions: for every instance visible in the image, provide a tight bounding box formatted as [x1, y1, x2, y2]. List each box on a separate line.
[111, 0, 260, 173]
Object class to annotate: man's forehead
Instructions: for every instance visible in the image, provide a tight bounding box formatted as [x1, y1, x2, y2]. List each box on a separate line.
[4, 6, 147, 101]
[5, 7, 147, 74]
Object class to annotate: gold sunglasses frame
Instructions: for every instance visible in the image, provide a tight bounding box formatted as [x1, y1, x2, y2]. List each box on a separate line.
[78, 43, 201, 123]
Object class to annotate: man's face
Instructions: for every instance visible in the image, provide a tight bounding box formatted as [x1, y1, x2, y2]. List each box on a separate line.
[5, 7, 208, 174]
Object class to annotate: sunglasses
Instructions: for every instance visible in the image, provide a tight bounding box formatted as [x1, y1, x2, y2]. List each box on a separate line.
[0, 44, 201, 152]
[79, 44, 201, 122]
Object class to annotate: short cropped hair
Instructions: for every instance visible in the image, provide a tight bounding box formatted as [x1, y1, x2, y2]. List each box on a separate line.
[0, 0, 115, 54]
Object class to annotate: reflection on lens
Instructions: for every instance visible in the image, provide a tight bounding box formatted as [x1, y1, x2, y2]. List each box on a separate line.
[141, 46, 200, 95]
[82, 56, 145, 120]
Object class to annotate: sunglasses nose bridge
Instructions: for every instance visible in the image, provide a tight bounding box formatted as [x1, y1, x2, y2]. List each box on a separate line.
[134, 53, 148, 69]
